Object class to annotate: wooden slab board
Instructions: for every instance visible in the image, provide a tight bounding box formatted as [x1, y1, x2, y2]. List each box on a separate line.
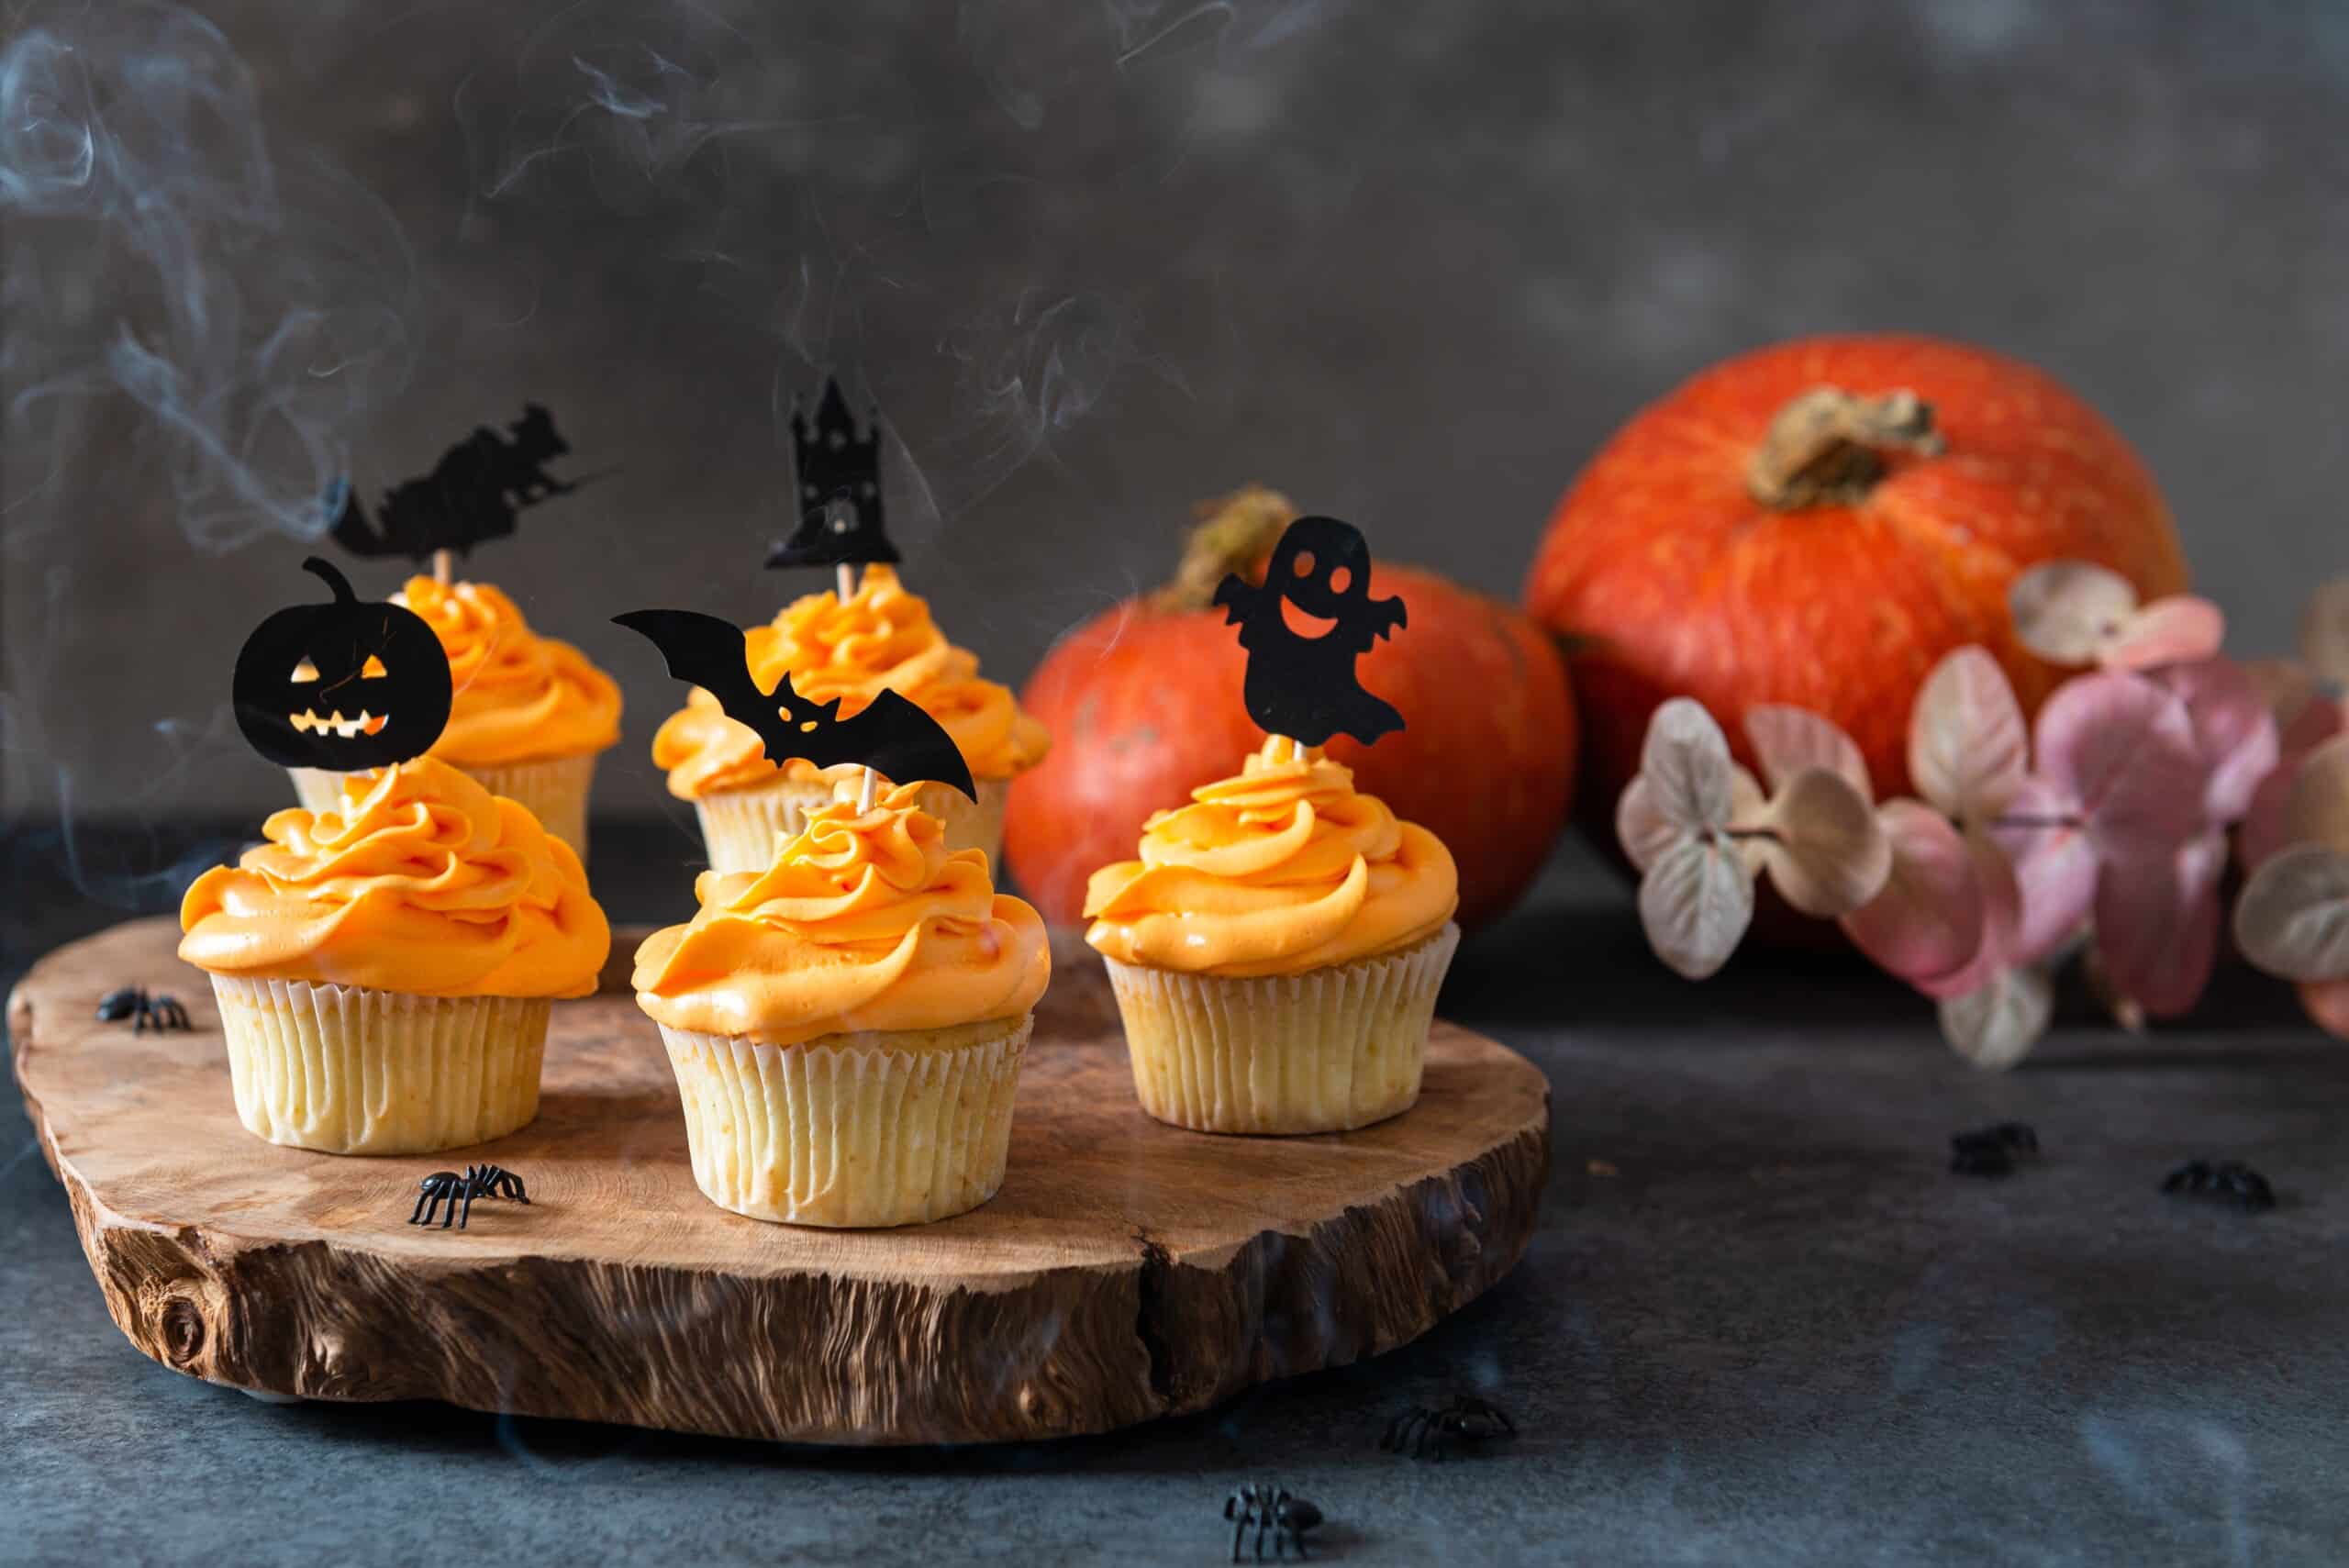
[10, 917, 1550, 1445]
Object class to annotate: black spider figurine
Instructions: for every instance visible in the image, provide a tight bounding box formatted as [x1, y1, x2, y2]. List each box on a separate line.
[1224, 1485, 1321, 1562]
[409, 1163, 531, 1229]
[1950, 1121, 2039, 1178]
[2162, 1159, 2276, 1213]
[1381, 1394, 1518, 1460]
[96, 986, 190, 1034]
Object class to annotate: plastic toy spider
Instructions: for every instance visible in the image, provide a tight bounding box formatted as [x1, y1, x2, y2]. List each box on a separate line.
[1950, 1121, 2039, 1177]
[408, 1163, 530, 1229]
[2162, 1159, 2275, 1212]
[1381, 1394, 1518, 1460]
[96, 986, 190, 1034]
[1223, 1483, 1321, 1561]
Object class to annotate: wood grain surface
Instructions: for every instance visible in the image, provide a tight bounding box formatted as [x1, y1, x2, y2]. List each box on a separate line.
[10, 917, 1550, 1445]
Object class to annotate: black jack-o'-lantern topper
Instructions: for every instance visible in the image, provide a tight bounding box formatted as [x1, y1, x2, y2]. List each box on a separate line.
[765, 377, 899, 570]
[329, 405, 584, 563]
[1212, 515, 1408, 748]
[233, 558, 453, 771]
[612, 609, 975, 801]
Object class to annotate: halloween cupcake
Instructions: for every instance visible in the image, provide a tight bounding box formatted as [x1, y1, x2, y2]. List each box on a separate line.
[290, 575, 619, 859]
[1084, 738, 1459, 1134]
[633, 780, 1050, 1227]
[181, 756, 610, 1155]
[651, 565, 1047, 872]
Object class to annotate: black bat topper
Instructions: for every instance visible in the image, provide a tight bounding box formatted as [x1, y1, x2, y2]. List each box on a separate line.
[1212, 515, 1408, 748]
[613, 609, 975, 801]
[766, 377, 898, 570]
[233, 558, 453, 771]
[331, 405, 583, 562]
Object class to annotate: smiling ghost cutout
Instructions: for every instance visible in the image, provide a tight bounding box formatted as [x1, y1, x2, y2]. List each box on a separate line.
[1212, 515, 1408, 747]
[233, 557, 453, 770]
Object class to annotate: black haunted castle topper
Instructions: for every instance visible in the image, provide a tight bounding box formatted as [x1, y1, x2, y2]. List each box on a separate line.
[613, 609, 974, 800]
[766, 377, 899, 570]
[1213, 515, 1408, 748]
[330, 406, 579, 562]
[234, 558, 452, 771]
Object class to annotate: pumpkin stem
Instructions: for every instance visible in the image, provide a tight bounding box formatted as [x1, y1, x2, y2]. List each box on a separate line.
[1152, 484, 1299, 612]
[1745, 386, 1945, 509]
[301, 556, 358, 602]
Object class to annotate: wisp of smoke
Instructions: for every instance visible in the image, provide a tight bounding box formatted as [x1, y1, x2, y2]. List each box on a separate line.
[0, 2, 417, 552]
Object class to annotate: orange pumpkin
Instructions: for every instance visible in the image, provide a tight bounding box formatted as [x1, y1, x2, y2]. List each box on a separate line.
[1004, 488, 1576, 929]
[1526, 334, 2189, 823]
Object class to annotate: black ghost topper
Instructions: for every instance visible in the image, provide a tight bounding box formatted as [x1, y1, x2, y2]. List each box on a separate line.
[330, 405, 582, 562]
[765, 378, 899, 570]
[1213, 515, 1408, 748]
[613, 610, 974, 801]
[233, 558, 453, 771]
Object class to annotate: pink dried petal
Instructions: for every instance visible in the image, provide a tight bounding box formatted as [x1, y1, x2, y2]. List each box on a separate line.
[2233, 842, 2349, 983]
[1752, 766, 1892, 917]
[1993, 776, 2097, 967]
[2009, 562, 2138, 664]
[1639, 697, 1738, 833]
[2155, 657, 2279, 826]
[1841, 800, 1987, 990]
[2302, 578, 2349, 687]
[1638, 834, 1755, 981]
[1909, 646, 2028, 823]
[2094, 831, 2227, 1018]
[1917, 831, 2021, 1001]
[2099, 596, 2226, 672]
[2032, 671, 2207, 858]
[1743, 705, 1873, 800]
[1616, 776, 1680, 873]
[1937, 964, 2054, 1071]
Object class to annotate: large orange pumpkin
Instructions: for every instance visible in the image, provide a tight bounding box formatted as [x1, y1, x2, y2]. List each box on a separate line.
[1005, 487, 1577, 929]
[1527, 334, 2189, 825]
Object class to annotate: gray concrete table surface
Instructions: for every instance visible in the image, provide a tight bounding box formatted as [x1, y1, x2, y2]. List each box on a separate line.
[5, 826, 2344, 1567]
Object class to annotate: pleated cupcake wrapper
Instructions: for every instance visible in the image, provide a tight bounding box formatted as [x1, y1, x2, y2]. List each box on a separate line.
[694, 773, 1010, 874]
[208, 975, 549, 1156]
[658, 1017, 1031, 1228]
[288, 751, 599, 861]
[1101, 922, 1462, 1136]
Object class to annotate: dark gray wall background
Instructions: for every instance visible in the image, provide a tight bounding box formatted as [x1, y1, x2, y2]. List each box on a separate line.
[4, 0, 2344, 832]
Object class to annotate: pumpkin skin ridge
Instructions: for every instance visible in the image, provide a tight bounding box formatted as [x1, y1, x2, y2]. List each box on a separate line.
[1527, 334, 2187, 820]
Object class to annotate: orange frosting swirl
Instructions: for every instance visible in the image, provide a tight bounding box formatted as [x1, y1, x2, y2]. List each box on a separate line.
[1083, 740, 1459, 977]
[633, 782, 1050, 1045]
[650, 566, 1048, 798]
[179, 757, 610, 997]
[395, 577, 621, 767]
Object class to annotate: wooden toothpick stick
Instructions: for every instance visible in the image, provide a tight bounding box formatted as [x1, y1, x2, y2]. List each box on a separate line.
[858, 765, 879, 811]
[837, 563, 856, 603]
[432, 548, 454, 586]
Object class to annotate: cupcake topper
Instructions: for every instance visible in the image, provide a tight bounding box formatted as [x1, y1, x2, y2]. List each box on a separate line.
[330, 405, 592, 584]
[767, 377, 897, 602]
[233, 557, 453, 771]
[613, 608, 976, 803]
[1213, 515, 1408, 749]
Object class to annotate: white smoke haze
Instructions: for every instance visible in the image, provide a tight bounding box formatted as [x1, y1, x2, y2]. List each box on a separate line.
[0, 2, 417, 551]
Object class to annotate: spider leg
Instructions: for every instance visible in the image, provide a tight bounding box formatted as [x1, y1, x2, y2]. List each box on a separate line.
[410, 1185, 433, 1225]
[1230, 1494, 1249, 1562]
[456, 1177, 477, 1230]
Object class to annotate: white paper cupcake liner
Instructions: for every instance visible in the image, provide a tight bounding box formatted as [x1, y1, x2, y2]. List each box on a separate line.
[208, 974, 549, 1155]
[658, 1016, 1031, 1227]
[289, 751, 599, 861]
[694, 773, 1010, 873]
[1101, 922, 1461, 1135]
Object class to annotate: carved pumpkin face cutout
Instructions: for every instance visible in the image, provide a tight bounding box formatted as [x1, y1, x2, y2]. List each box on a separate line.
[233, 557, 452, 770]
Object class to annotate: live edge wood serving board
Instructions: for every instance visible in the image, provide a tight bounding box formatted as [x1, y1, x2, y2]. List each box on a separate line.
[11, 917, 1550, 1446]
